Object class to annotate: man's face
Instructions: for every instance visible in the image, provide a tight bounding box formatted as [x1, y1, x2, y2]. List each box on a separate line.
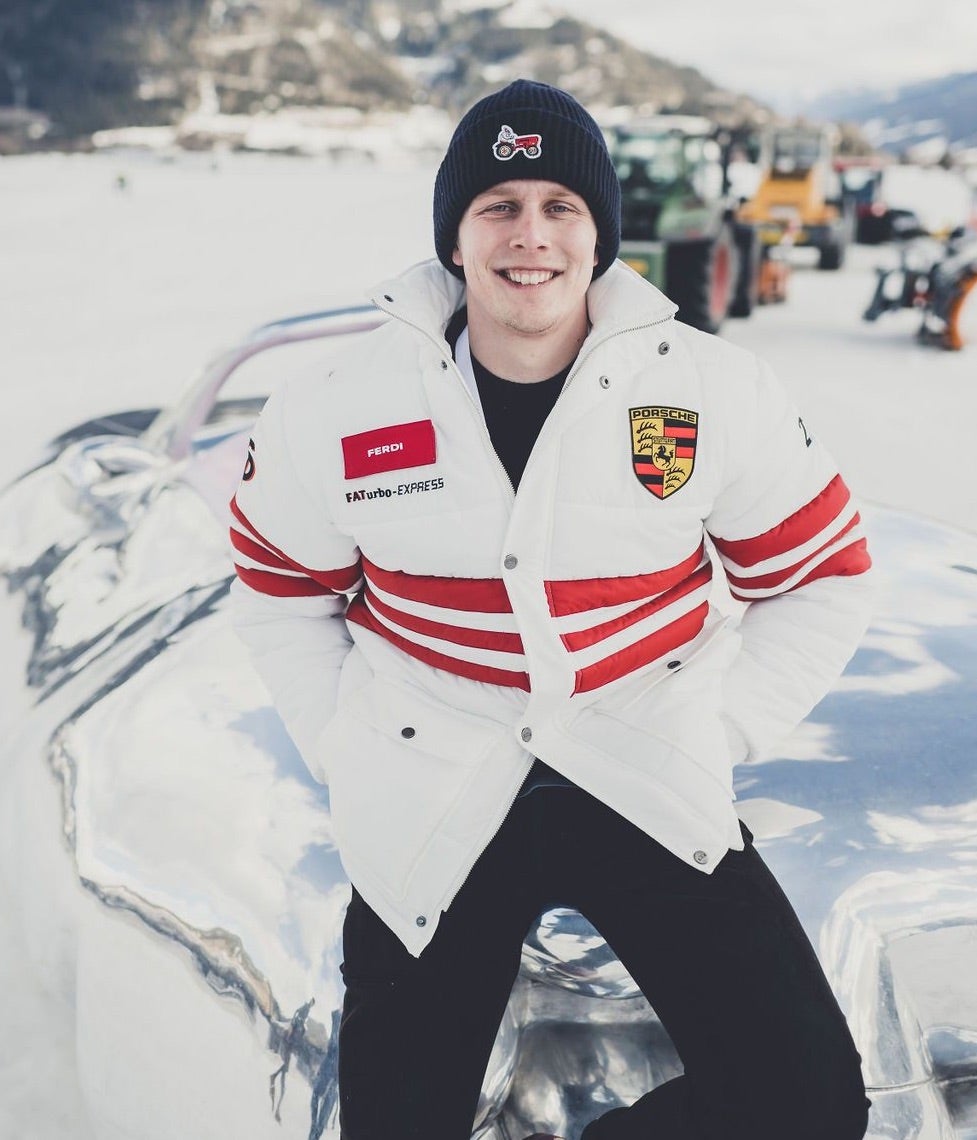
[452, 180, 598, 340]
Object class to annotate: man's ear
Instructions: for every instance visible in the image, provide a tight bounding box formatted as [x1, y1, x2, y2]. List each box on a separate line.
[593, 242, 599, 267]
[452, 243, 463, 268]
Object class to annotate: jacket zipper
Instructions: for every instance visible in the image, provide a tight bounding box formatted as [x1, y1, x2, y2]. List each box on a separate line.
[366, 300, 530, 923]
[452, 355, 518, 499]
[431, 314, 679, 919]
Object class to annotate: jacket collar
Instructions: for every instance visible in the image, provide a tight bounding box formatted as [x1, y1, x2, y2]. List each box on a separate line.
[369, 258, 677, 348]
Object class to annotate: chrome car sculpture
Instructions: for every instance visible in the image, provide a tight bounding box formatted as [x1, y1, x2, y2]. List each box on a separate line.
[1, 308, 975, 1140]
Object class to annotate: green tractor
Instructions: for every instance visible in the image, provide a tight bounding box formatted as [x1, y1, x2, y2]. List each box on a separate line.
[609, 115, 759, 333]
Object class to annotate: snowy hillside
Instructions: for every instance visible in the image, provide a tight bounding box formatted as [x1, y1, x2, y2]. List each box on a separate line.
[805, 70, 977, 156]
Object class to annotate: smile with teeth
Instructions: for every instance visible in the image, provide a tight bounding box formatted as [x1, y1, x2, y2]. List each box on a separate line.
[500, 269, 558, 286]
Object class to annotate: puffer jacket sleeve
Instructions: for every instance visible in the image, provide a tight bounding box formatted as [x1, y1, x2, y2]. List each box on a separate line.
[705, 356, 874, 762]
[228, 381, 361, 779]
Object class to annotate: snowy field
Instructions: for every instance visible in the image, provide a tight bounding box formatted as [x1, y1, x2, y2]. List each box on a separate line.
[0, 149, 975, 1136]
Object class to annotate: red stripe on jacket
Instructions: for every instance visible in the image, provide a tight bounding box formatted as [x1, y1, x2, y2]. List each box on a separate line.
[574, 602, 709, 694]
[710, 475, 853, 568]
[546, 543, 706, 617]
[362, 556, 513, 613]
[561, 561, 713, 651]
[726, 539, 871, 602]
[346, 595, 531, 690]
[723, 514, 863, 592]
[230, 527, 296, 572]
[233, 564, 335, 598]
[363, 586, 525, 652]
[230, 495, 304, 567]
[230, 496, 361, 593]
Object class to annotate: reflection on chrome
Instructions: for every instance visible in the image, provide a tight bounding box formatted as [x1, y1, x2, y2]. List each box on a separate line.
[1, 310, 975, 1139]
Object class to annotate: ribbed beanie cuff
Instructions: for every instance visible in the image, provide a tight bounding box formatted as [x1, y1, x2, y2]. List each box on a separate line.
[433, 79, 621, 280]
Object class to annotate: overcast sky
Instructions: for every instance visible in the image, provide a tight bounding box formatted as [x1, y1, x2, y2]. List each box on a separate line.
[552, 0, 977, 108]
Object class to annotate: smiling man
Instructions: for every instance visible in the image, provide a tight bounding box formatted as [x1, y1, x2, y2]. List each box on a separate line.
[230, 80, 874, 1140]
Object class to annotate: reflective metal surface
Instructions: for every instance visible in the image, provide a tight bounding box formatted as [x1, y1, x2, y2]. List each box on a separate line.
[1, 309, 975, 1140]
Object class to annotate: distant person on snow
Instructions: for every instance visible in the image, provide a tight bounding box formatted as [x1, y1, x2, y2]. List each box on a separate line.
[229, 79, 874, 1140]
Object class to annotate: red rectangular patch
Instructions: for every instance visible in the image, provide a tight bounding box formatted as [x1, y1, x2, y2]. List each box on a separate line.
[342, 419, 437, 479]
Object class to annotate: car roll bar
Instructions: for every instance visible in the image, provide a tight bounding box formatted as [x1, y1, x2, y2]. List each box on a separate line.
[143, 305, 387, 460]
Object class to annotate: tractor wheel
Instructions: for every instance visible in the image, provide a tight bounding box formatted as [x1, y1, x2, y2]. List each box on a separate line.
[818, 237, 845, 270]
[943, 273, 977, 350]
[729, 223, 760, 318]
[494, 142, 513, 159]
[665, 226, 737, 334]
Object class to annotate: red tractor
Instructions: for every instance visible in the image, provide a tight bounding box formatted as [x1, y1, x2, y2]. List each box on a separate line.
[493, 124, 542, 160]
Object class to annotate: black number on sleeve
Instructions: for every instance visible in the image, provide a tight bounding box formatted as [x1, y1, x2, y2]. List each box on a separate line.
[243, 437, 257, 481]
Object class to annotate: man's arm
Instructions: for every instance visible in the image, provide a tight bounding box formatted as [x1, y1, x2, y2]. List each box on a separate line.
[228, 383, 360, 778]
[706, 358, 874, 762]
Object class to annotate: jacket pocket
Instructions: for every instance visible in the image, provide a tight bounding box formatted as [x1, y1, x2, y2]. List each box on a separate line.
[319, 676, 506, 901]
[566, 632, 739, 803]
[598, 615, 736, 715]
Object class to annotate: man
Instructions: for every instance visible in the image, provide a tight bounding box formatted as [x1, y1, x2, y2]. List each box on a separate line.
[229, 80, 873, 1140]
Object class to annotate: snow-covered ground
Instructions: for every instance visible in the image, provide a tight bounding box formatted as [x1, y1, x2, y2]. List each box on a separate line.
[0, 149, 975, 1136]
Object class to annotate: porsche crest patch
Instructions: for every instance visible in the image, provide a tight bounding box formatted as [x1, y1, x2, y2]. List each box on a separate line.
[630, 406, 699, 499]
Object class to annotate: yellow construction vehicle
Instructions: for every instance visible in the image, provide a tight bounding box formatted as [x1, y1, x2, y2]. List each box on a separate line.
[737, 126, 851, 270]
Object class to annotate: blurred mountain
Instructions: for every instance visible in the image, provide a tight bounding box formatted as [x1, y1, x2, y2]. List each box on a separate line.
[803, 71, 977, 160]
[0, 0, 768, 150]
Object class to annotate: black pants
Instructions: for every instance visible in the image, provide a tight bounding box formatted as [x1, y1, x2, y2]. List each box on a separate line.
[338, 785, 869, 1140]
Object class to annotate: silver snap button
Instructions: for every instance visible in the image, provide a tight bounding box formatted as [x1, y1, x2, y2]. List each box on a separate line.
[658, 341, 670, 355]
[599, 375, 610, 389]
[401, 726, 416, 739]
[503, 554, 518, 570]
[416, 915, 426, 927]
[667, 660, 682, 670]
[693, 850, 708, 865]
[520, 727, 533, 743]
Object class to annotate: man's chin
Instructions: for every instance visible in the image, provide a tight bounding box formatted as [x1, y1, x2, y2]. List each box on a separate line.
[496, 303, 562, 337]
[502, 317, 558, 337]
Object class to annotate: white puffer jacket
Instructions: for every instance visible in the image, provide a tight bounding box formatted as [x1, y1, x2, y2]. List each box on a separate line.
[229, 259, 873, 955]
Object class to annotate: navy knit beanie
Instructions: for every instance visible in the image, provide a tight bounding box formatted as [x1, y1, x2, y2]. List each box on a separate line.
[434, 79, 621, 280]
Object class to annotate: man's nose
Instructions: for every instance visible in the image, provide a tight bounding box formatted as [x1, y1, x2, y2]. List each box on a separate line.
[510, 208, 549, 248]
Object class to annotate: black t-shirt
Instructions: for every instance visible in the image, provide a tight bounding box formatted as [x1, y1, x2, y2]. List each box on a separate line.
[446, 307, 569, 491]
[470, 357, 569, 491]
